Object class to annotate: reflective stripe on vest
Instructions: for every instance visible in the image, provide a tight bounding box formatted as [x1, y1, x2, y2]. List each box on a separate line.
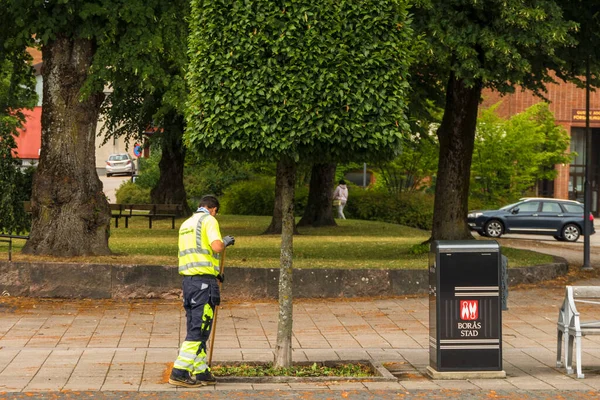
[178, 213, 220, 275]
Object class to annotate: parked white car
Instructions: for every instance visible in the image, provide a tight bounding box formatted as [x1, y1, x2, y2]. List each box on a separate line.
[106, 153, 135, 177]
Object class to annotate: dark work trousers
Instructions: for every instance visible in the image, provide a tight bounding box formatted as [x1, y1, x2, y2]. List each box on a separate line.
[173, 275, 221, 374]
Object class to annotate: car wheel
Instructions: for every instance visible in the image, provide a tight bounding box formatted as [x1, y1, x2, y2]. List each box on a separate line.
[553, 235, 566, 241]
[484, 220, 503, 238]
[477, 231, 488, 237]
[106, 173, 112, 177]
[562, 224, 581, 242]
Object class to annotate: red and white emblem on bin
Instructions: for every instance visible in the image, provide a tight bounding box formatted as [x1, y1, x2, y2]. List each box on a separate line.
[460, 300, 479, 320]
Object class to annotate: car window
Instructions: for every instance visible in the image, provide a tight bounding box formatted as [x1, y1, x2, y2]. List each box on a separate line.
[563, 203, 584, 213]
[541, 202, 562, 213]
[109, 155, 128, 161]
[517, 201, 540, 212]
[500, 202, 519, 211]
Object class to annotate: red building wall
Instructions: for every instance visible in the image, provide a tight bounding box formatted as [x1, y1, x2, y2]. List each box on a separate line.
[14, 106, 42, 161]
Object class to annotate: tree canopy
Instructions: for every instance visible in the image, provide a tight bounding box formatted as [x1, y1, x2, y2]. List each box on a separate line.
[185, 0, 414, 162]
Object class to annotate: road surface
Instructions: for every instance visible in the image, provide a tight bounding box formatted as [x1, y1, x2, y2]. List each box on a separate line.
[99, 174, 131, 203]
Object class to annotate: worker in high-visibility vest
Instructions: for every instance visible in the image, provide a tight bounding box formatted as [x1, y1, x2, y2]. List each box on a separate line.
[169, 195, 234, 387]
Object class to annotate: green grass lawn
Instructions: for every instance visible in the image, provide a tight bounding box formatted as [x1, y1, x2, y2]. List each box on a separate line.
[3, 215, 553, 269]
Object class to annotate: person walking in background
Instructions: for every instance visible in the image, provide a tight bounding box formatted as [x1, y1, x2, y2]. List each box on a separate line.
[333, 180, 348, 220]
[169, 195, 235, 387]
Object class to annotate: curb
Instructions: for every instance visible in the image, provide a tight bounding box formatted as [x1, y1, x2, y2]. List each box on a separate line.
[0, 257, 568, 299]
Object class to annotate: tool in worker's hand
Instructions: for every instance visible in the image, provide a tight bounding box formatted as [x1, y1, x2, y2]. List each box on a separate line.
[207, 248, 225, 367]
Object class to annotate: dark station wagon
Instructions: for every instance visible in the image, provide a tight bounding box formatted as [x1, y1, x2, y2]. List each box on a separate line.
[467, 198, 595, 242]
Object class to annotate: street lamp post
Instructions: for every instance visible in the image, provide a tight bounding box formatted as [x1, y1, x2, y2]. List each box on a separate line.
[583, 57, 592, 270]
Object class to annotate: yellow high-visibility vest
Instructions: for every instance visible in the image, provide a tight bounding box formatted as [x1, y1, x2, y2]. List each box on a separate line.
[178, 213, 220, 276]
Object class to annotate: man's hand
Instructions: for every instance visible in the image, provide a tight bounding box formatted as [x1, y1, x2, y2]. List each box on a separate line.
[217, 274, 224, 283]
[223, 235, 235, 247]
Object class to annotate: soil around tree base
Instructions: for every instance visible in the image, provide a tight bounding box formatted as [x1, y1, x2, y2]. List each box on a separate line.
[160, 361, 397, 384]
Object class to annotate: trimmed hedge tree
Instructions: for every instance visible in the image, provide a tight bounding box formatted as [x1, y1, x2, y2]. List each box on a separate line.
[186, 0, 414, 367]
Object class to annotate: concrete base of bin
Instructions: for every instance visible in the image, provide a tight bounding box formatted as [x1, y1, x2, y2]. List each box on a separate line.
[426, 366, 506, 380]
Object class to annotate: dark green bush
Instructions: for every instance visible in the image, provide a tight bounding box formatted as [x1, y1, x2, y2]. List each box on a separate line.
[409, 243, 430, 255]
[345, 189, 434, 230]
[221, 178, 275, 215]
[221, 178, 308, 216]
[115, 181, 151, 204]
[185, 161, 252, 201]
[134, 153, 161, 189]
[294, 185, 309, 216]
[0, 165, 34, 234]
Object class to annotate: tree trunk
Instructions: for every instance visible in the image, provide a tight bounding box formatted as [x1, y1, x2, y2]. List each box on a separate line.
[274, 157, 296, 368]
[296, 163, 337, 227]
[22, 36, 111, 256]
[430, 74, 482, 241]
[264, 160, 300, 235]
[150, 112, 191, 216]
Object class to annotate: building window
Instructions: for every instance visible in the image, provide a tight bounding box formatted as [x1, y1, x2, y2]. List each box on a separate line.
[569, 128, 585, 203]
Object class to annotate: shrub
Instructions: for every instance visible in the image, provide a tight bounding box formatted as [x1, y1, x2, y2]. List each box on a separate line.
[221, 178, 275, 215]
[0, 165, 34, 234]
[409, 243, 430, 255]
[294, 185, 309, 216]
[221, 178, 309, 216]
[345, 189, 434, 230]
[115, 181, 151, 204]
[134, 152, 161, 189]
[185, 161, 252, 201]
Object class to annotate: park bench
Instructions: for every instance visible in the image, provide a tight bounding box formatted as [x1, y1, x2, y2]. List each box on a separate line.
[0, 234, 30, 261]
[110, 203, 183, 229]
[556, 285, 600, 378]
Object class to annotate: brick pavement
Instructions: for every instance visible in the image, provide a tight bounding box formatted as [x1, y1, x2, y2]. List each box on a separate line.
[2, 278, 600, 394]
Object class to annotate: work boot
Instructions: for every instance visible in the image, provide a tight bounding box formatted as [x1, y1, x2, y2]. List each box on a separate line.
[194, 370, 217, 385]
[169, 368, 204, 387]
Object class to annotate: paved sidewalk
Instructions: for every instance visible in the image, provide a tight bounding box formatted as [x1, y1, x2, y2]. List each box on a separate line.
[2, 273, 600, 397]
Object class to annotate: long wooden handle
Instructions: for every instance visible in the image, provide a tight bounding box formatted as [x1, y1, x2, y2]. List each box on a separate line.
[207, 248, 226, 367]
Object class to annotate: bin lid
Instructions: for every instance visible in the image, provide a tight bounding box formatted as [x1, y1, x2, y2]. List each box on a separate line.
[432, 240, 500, 253]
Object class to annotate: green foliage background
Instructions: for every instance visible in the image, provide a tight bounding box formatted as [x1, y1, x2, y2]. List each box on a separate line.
[471, 102, 571, 204]
[220, 177, 309, 216]
[0, 53, 37, 234]
[345, 189, 435, 230]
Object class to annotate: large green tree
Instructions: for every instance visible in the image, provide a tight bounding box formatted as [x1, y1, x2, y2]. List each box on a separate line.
[186, 0, 414, 367]
[412, 0, 576, 241]
[1, 0, 184, 255]
[98, 0, 191, 215]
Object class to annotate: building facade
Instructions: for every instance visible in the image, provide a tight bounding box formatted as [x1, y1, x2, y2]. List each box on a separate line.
[482, 77, 600, 215]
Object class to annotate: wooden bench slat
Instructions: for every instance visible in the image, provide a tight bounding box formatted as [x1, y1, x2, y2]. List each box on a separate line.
[573, 287, 600, 298]
[109, 203, 182, 229]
